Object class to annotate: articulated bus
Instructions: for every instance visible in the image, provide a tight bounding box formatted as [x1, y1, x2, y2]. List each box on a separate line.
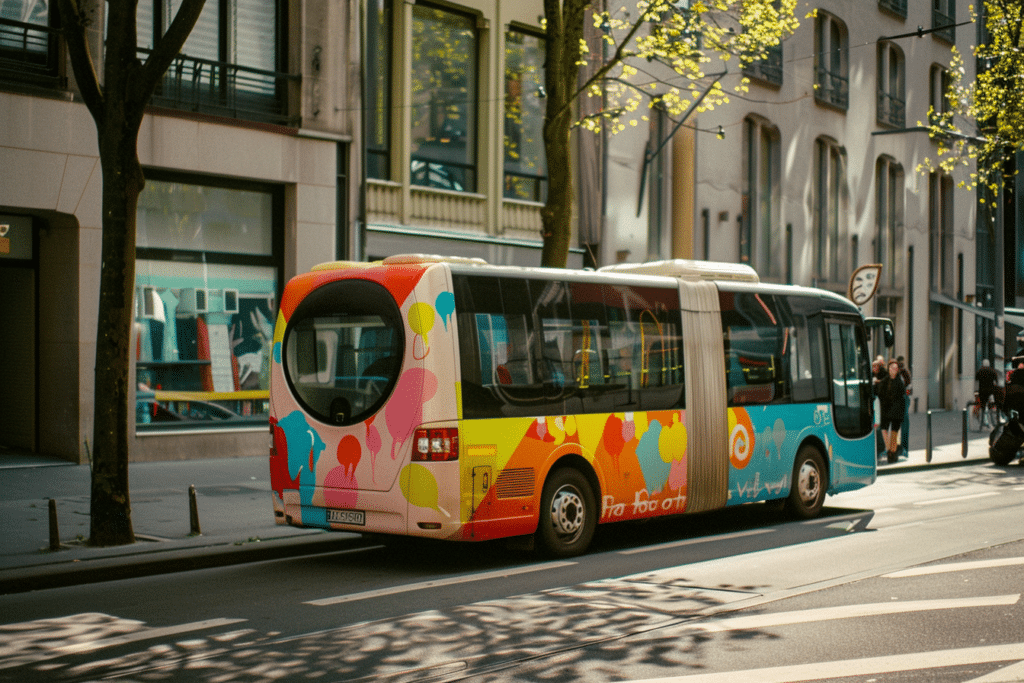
[268, 255, 891, 556]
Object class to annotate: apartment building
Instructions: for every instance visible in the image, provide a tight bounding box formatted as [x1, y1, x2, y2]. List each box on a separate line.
[671, 0, 981, 411]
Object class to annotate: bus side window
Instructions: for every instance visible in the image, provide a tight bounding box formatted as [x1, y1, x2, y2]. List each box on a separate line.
[720, 292, 786, 405]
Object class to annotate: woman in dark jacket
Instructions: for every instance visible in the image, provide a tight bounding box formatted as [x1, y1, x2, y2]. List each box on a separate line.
[875, 358, 906, 462]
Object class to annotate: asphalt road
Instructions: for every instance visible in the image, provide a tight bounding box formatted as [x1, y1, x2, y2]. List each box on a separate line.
[1, 461, 1023, 682]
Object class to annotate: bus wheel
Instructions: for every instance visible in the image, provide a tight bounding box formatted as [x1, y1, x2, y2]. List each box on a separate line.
[537, 468, 596, 558]
[785, 446, 827, 519]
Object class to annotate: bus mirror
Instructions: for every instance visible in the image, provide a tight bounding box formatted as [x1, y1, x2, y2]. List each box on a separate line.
[865, 317, 895, 348]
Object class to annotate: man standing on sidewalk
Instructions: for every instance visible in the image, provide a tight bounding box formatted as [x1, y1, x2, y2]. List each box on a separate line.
[897, 356, 912, 456]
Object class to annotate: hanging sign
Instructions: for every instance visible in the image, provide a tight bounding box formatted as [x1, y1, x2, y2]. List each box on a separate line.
[848, 263, 882, 306]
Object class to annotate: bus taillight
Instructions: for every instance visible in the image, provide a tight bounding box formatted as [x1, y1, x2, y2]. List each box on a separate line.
[413, 427, 459, 461]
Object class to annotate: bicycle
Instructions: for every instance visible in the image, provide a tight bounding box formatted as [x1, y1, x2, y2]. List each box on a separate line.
[969, 391, 1002, 432]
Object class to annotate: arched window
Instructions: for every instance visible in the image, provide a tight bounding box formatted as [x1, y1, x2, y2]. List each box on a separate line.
[877, 42, 905, 127]
[814, 11, 848, 110]
[814, 137, 847, 283]
[741, 116, 782, 279]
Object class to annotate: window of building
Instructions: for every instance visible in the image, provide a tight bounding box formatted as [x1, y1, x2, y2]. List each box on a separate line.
[814, 137, 846, 284]
[876, 156, 904, 289]
[744, 42, 783, 86]
[365, 0, 392, 180]
[929, 64, 952, 124]
[1, 0, 61, 87]
[877, 42, 905, 128]
[410, 4, 478, 193]
[814, 11, 848, 110]
[504, 28, 546, 202]
[136, 0, 290, 125]
[741, 116, 781, 279]
[134, 174, 282, 429]
[878, 0, 906, 19]
[929, 172, 954, 295]
[932, 0, 956, 43]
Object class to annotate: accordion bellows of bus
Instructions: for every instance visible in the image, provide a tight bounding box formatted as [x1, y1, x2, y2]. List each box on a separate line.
[268, 255, 890, 557]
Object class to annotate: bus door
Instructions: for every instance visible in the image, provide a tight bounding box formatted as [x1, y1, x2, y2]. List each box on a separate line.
[824, 315, 873, 440]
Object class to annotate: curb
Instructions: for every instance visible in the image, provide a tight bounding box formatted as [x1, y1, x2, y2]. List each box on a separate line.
[0, 533, 367, 596]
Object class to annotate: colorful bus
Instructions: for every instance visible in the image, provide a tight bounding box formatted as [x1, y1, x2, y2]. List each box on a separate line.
[268, 255, 891, 557]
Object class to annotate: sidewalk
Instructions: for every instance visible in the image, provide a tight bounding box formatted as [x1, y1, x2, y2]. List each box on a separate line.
[0, 409, 1007, 595]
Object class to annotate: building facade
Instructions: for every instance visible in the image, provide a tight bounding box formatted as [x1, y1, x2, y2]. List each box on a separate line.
[674, 0, 980, 412]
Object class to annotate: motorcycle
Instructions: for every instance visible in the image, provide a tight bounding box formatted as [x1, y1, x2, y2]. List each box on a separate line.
[988, 412, 1024, 466]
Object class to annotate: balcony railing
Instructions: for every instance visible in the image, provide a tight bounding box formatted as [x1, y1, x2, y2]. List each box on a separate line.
[143, 48, 300, 127]
[743, 44, 783, 86]
[0, 17, 63, 89]
[932, 8, 955, 43]
[877, 90, 905, 128]
[814, 67, 849, 110]
[878, 0, 907, 18]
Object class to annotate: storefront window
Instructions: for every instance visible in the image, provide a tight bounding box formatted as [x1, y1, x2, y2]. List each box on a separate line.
[135, 178, 279, 429]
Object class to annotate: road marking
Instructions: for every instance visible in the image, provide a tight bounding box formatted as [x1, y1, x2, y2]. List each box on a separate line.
[304, 561, 576, 606]
[693, 594, 1020, 633]
[913, 491, 1001, 506]
[620, 642, 1024, 682]
[884, 556, 1024, 578]
[966, 659, 1024, 682]
[619, 528, 775, 555]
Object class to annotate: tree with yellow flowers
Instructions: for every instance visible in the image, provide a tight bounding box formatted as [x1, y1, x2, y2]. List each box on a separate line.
[539, 0, 799, 267]
[924, 0, 1023, 190]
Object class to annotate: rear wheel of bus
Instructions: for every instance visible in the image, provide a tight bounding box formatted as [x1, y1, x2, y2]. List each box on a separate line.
[785, 445, 827, 519]
[537, 468, 597, 558]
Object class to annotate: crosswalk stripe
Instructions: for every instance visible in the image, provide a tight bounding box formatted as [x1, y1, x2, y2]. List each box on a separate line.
[884, 557, 1024, 578]
[694, 594, 1020, 633]
[621, 642, 1024, 683]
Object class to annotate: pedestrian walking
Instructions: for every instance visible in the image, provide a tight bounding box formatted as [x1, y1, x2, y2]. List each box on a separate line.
[875, 358, 906, 463]
[976, 359, 999, 425]
[897, 355, 911, 455]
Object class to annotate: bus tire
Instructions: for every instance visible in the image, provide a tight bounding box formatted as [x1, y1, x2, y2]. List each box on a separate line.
[785, 445, 827, 519]
[536, 468, 596, 558]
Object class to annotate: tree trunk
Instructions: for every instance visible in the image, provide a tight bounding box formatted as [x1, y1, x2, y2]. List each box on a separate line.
[89, 128, 144, 546]
[540, 0, 586, 269]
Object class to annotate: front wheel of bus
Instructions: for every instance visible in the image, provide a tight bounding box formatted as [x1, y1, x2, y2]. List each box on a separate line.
[537, 468, 596, 558]
[785, 446, 827, 519]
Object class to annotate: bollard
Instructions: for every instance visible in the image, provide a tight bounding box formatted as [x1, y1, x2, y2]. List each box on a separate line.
[48, 499, 60, 551]
[926, 410, 933, 463]
[188, 485, 202, 536]
[962, 408, 969, 458]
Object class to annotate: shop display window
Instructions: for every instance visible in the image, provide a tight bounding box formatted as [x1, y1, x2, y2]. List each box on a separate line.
[134, 177, 280, 429]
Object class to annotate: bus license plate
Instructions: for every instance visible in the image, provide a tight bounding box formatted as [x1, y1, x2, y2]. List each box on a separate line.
[327, 509, 365, 526]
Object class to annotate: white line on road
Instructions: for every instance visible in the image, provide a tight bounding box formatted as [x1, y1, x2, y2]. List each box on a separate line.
[966, 658, 1024, 682]
[693, 594, 1020, 633]
[913, 491, 1001, 506]
[884, 556, 1024, 578]
[618, 528, 775, 555]
[620, 642, 1024, 683]
[304, 561, 576, 606]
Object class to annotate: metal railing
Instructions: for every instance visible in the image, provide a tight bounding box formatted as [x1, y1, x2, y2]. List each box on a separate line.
[0, 17, 63, 88]
[877, 90, 906, 128]
[143, 48, 300, 127]
[814, 67, 849, 110]
[503, 169, 547, 203]
[743, 44, 783, 86]
[932, 8, 955, 43]
[878, 0, 907, 18]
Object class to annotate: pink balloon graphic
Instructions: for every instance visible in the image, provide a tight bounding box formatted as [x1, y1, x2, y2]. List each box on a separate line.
[386, 368, 438, 460]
